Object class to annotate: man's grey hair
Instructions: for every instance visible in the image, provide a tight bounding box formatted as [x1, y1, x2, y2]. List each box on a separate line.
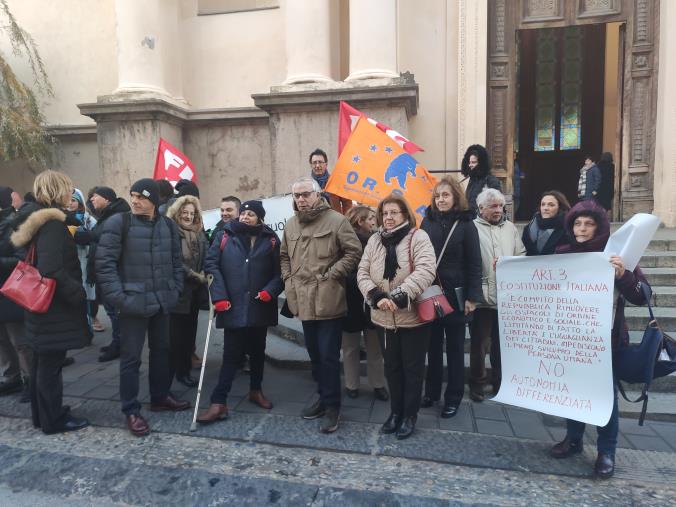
[291, 177, 321, 193]
[476, 188, 505, 209]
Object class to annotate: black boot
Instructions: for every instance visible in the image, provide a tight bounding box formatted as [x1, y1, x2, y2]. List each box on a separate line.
[396, 416, 417, 440]
[380, 413, 402, 434]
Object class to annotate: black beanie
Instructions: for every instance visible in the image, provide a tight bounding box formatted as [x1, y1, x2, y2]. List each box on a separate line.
[94, 186, 117, 203]
[0, 187, 12, 209]
[240, 200, 265, 220]
[175, 179, 200, 198]
[130, 178, 160, 208]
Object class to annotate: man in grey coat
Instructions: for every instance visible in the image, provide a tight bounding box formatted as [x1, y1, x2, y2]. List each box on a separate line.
[96, 179, 190, 437]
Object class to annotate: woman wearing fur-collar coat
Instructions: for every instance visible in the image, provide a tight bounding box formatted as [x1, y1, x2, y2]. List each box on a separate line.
[10, 171, 91, 435]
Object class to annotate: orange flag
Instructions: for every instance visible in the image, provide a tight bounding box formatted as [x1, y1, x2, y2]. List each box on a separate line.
[326, 118, 436, 224]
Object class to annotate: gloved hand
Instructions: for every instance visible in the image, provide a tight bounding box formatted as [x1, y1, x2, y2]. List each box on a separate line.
[256, 290, 272, 302]
[389, 286, 409, 309]
[213, 300, 231, 312]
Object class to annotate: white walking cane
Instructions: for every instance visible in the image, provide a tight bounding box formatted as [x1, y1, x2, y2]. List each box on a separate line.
[190, 274, 215, 432]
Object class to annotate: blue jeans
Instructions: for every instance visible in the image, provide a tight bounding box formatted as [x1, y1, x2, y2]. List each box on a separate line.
[302, 318, 343, 409]
[104, 302, 120, 350]
[566, 384, 619, 456]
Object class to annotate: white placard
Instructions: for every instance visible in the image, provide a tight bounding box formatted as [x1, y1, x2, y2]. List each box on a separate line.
[603, 213, 660, 272]
[202, 194, 295, 237]
[493, 253, 615, 426]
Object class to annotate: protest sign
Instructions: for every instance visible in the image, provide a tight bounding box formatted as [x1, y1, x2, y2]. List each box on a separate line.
[326, 117, 436, 224]
[202, 194, 294, 237]
[493, 253, 615, 426]
[603, 213, 660, 271]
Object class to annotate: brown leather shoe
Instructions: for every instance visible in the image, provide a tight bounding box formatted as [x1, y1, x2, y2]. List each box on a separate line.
[150, 395, 190, 412]
[196, 403, 228, 424]
[550, 437, 584, 459]
[126, 414, 150, 437]
[248, 390, 273, 410]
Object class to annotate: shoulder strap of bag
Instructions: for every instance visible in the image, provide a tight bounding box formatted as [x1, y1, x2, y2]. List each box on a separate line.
[407, 229, 417, 272]
[25, 242, 36, 265]
[436, 221, 459, 268]
[616, 380, 650, 426]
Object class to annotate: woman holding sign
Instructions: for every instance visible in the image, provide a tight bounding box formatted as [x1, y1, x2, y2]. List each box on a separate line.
[357, 194, 436, 440]
[420, 177, 482, 418]
[550, 199, 650, 478]
[522, 190, 570, 256]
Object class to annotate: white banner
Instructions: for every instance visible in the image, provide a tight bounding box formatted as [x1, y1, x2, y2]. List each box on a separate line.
[493, 253, 615, 426]
[202, 194, 295, 237]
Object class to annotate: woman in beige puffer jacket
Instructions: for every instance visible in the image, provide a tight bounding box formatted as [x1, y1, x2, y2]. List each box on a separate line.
[357, 194, 436, 440]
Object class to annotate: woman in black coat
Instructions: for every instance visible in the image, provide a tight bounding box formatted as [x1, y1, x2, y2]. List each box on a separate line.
[597, 152, 615, 211]
[522, 190, 571, 256]
[461, 144, 501, 217]
[420, 177, 483, 418]
[197, 200, 283, 424]
[10, 170, 91, 434]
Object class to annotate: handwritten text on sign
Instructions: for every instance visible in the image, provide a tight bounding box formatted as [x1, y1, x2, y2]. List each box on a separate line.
[493, 253, 615, 426]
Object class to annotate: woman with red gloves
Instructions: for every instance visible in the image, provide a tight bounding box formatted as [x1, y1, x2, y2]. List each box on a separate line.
[197, 200, 283, 423]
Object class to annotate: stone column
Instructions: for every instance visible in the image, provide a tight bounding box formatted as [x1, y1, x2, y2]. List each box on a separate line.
[113, 0, 183, 99]
[283, 0, 333, 84]
[345, 0, 398, 81]
[654, 0, 676, 227]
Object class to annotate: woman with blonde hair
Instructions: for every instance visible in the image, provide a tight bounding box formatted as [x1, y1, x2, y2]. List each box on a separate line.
[341, 206, 388, 401]
[420, 177, 482, 418]
[166, 194, 208, 388]
[357, 194, 436, 439]
[10, 170, 91, 434]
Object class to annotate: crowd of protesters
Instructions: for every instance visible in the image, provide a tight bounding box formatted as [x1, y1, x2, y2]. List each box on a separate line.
[0, 144, 647, 478]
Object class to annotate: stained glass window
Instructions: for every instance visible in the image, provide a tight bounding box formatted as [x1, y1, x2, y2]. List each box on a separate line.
[534, 31, 556, 151]
[559, 27, 582, 150]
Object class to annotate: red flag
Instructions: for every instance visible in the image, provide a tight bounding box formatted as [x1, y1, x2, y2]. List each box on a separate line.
[338, 101, 423, 156]
[153, 138, 198, 186]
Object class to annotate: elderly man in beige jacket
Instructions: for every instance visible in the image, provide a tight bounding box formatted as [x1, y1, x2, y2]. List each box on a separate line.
[280, 177, 362, 434]
[471, 188, 526, 402]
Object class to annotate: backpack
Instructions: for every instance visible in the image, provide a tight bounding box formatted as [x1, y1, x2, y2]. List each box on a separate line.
[615, 283, 676, 425]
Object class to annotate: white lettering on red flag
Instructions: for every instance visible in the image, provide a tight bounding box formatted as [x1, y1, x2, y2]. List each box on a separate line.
[153, 138, 198, 186]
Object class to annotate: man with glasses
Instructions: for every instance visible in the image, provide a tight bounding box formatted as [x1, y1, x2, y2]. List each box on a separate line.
[471, 188, 525, 403]
[280, 177, 362, 433]
[309, 148, 353, 214]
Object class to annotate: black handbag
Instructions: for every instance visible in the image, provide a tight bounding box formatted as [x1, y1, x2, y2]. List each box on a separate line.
[614, 283, 676, 425]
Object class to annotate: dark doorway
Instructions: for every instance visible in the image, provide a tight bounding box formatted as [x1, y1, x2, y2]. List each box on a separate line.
[515, 25, 606, 220]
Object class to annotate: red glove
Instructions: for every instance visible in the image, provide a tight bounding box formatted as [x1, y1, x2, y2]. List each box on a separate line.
[257, 290, 272, 302]
[214, 300, 231, 312]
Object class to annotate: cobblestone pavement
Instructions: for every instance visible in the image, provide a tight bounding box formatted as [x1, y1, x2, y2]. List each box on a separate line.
[0, 313, 674, 505]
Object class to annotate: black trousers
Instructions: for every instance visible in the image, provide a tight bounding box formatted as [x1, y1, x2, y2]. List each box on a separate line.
[211, 327, 267, 405]
[169, 301, 200, 379]
[30, 350, 68, 433]
[469, 308, 501, 392]
[377, 324, 431, 418]
[424, 318, 467, 406]
[119, 312, 171, 415]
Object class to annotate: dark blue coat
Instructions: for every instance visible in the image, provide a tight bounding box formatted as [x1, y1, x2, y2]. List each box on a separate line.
[205, 223, 283, 329]
[95, 212, 183, 317]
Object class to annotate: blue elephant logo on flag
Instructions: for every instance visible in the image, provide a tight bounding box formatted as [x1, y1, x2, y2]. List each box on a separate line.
[384, 153, 419, 190]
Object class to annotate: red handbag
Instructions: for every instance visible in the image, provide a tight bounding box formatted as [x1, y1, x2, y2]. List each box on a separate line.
[408, 227, 455, 323]
[0, 243, 56, 314]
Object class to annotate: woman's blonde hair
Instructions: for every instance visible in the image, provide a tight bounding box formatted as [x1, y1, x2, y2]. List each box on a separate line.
[430, 177, 468, 212]
[376, 193, 417, 228]
[33, 170, 74, 207]
[345, 205, 374, 231]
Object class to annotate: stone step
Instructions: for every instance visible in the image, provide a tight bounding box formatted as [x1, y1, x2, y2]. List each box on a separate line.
[646, 238, 676, 252]
[641, 268, 676, 287]
[626, 286, 676, 308]
[640, 251, 676, 268]
[624, 305, 676, 331]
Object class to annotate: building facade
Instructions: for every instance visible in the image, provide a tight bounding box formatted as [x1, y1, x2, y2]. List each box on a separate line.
[1, 0, 674, 225]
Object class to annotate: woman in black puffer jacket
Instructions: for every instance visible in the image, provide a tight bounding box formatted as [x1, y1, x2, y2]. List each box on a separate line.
[10, 171, 91, 435]
[420, 177, 483, 418]
[522, 190, 571, 256]
[460, 144, 501, 217]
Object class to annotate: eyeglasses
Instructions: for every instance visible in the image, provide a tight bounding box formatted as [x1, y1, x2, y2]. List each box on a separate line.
[310, 161, 327, 166]
[293, 191, 315, 200]
[382, 211, 402, 218]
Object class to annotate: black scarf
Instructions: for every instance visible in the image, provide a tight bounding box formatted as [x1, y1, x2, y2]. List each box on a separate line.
[231, 220, 263, 237]
[529, 213, 564, 253]
[380, 222, 411, 281]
